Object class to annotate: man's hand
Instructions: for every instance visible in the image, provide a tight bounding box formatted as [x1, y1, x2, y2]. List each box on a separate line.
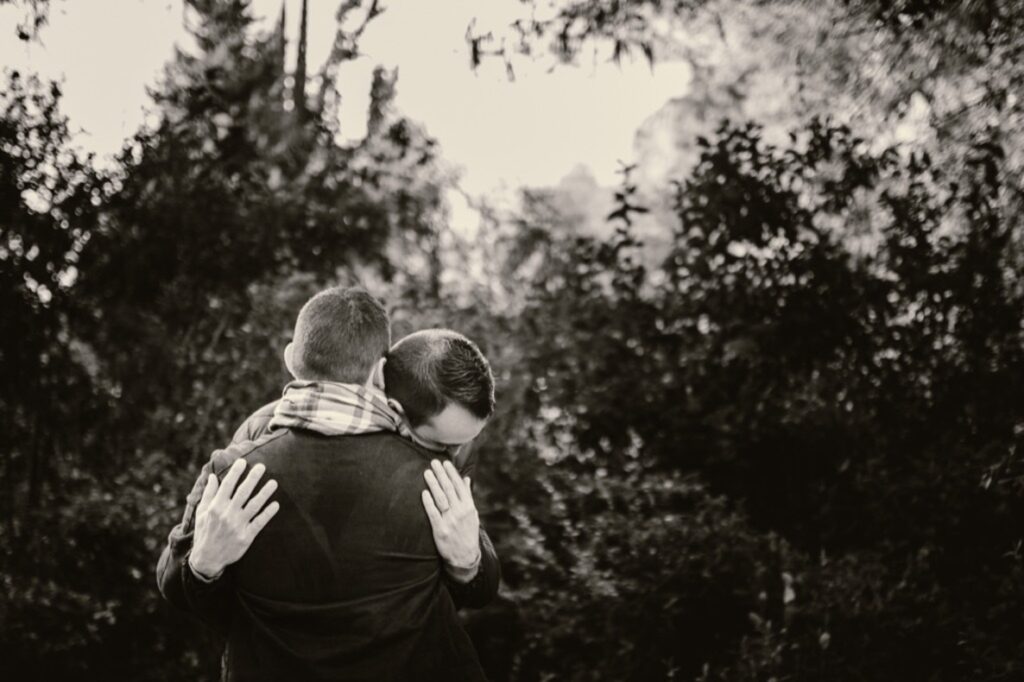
[422, 459, 482, 583]
[188, 459, 280, 581]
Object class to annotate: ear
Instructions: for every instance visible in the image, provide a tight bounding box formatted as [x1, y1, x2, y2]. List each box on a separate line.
[283, 342, 297, 378]
[386, 398, 406, 419]
[367, 357, 387, 389]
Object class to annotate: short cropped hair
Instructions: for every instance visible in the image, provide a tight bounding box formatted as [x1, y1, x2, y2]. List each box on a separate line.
[384, 329, 495, 427]
[290, 286, 391, 383]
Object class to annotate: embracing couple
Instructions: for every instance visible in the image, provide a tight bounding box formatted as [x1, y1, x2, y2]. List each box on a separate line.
[156, 286, 499, 681]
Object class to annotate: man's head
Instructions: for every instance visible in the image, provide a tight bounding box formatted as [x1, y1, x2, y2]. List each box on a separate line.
[284, 286, 391, 384]
[383, 329, 495, 451]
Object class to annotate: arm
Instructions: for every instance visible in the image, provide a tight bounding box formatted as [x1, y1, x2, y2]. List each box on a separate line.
[156, 451, 279, 629]
[423, 459, 501, 609]
[155, 456, 235, 633]
[448, 445, 500, 606]
[444, 527, 500, 609]
[157, 405, 279, 611]
[160, 397, 277, 603]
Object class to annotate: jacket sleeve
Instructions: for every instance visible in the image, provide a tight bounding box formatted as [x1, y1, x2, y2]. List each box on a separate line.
[155, 451, 236, 634]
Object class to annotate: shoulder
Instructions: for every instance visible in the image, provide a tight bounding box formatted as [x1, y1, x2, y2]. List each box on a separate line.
[372, 431, 440, 468]
[339, 432, 436, 488]
[209, 429, 288, 476]
[230, 400, 279, 445]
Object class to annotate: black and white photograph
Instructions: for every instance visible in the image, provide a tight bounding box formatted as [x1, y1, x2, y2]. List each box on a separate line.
[1, 0, 1022, 679]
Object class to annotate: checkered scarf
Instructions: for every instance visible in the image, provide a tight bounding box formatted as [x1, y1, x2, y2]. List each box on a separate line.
[269, 379, 412, 438]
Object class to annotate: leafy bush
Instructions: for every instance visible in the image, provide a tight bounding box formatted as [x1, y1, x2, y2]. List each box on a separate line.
[466, 117, 1023, 680]
[3, 2, 1023, 679]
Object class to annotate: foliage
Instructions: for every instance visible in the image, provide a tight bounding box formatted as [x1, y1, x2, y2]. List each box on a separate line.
[0, 457, 212, 680]
[0, 70, 105, 514]
[0, 0, 54, 41]
[71, 0, 444, 465]
[1, 2, 448, 679]
[2, 1, 1024, 681]
[462, 116, 1023, 680]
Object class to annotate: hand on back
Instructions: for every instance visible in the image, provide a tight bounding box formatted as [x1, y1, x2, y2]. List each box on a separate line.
[187, 454, 481, 583]
[422, 459, 482, 582]
[189, 459, 280, 580]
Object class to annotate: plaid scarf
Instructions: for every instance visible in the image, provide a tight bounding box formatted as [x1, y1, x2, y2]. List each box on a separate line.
[269, 379, 413, 439]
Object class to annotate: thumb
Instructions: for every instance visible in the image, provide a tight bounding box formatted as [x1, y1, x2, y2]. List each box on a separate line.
[197, 473, 218, 516]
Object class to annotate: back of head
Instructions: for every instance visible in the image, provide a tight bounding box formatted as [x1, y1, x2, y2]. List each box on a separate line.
[290, 286, 391, 383]
[383, 329, 495, 427]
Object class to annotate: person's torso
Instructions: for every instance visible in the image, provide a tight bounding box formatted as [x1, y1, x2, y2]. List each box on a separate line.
[219, 429, 483, 681]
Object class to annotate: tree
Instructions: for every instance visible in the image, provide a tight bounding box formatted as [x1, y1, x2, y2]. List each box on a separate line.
[471, 116, 1024, 679]
[1, 2, 452, 678]
[0, 0, 55, 41]
[0, 70, 103, 512]
[73, 0, 446, 462]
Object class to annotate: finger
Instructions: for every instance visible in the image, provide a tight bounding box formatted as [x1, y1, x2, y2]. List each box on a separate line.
[431, 459, 460, 504]
[444, 460, 469, 500]
[421, 490, 444, 527]
[215, 458, 247, 505]
[424, 470, 450, 512]
[247, 500, 280, 536]
[232, 463, 266, 507]
[197, 474, 218, 516]
[242, 479, 278, 519]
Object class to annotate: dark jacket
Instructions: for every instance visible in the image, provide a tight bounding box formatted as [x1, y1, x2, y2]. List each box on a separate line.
[156, 406, 499, 681]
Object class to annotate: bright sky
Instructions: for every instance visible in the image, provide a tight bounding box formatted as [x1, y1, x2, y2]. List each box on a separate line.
[0, 0, 690, 198]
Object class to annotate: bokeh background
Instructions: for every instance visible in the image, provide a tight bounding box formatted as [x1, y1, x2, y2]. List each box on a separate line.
[2, 1, 1023, 680]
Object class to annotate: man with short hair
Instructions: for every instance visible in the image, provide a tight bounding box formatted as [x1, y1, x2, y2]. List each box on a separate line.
[156, 286, 499, 680]
[384, 329, 496, 457]
[284, 282, 392, 382]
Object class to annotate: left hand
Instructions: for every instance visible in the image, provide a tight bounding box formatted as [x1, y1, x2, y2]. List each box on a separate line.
[189, 460, 279, 580]
[422, 459, 481, 582]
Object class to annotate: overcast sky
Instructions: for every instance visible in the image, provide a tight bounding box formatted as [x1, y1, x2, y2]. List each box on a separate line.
[0, 0, 690, 199]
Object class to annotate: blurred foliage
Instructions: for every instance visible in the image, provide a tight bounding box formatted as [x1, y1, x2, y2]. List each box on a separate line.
[484, 0, 1024, 165]
[2, 1, 1023, 681]
[0, 0, 54, 41]
[458, 117, 1023, 680]
[2, 1, 446, 678]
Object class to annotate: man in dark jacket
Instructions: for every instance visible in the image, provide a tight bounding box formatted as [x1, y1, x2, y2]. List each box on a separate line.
[156, 287, 499, 680]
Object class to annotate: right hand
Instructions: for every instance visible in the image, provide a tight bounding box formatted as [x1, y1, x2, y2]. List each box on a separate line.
[189, 459, 279, 580]
[422, 459, 481, 581]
